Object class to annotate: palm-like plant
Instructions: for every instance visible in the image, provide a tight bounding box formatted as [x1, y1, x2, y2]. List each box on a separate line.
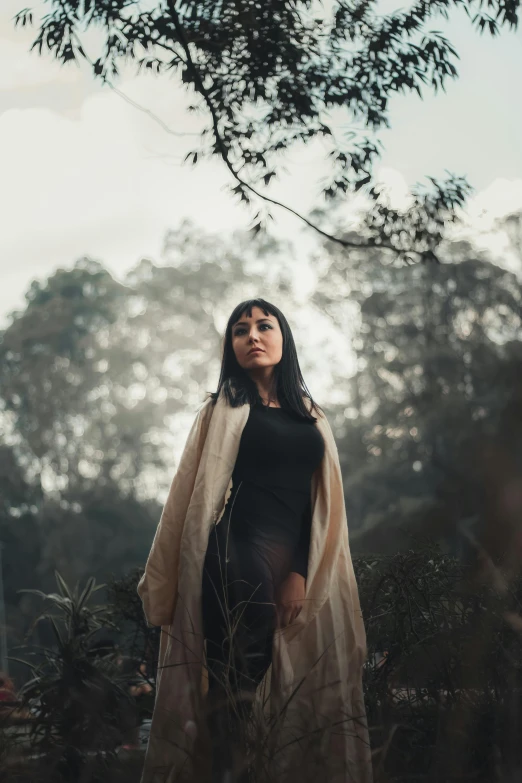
[9, 571, 135, 782]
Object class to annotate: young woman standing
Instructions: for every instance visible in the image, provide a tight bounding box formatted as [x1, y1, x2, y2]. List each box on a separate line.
[138, 299, 372, 783]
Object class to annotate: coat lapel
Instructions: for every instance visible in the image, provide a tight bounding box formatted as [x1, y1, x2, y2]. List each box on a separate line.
[189, 388, 250, 540]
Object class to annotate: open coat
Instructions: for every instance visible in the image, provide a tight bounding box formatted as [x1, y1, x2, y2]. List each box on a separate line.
[137, 388, 373, 783]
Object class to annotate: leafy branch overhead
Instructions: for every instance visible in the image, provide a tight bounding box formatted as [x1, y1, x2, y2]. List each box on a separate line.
[13, 0, 519, 262]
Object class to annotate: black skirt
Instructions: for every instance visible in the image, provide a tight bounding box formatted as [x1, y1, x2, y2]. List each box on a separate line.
[201, 502, 294, 697]
[201, 499, 298, 780]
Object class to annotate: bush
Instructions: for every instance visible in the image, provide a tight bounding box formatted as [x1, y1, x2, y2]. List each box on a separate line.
[8, 572, 138, 782]
[356, 546, 522, 781]
[5, 548, 522, 782]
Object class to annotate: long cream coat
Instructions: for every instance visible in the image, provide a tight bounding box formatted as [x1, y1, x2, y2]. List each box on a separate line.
[137, 388, 373, 783]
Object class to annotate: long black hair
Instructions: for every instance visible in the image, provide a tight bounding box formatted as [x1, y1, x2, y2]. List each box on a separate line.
[206, 298, 323, 423]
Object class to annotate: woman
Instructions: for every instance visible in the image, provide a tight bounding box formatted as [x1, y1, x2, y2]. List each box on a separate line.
[138, 299, 372, 783]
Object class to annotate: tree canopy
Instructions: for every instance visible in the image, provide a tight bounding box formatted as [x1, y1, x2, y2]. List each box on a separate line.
[12, 0, 519, 261]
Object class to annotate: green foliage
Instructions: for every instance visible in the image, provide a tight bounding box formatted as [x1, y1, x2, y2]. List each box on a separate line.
[9, 572, 134, 782]
[5, 547, 522, 780]
[106, 568, 159, 689]
[355, 547, 522, 779]
[105, 550, 522, 780]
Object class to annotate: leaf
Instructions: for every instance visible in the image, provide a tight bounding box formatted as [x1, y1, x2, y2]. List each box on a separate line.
[35, 593, 73, 615]
[18, 588, 50, 600]
[91, 583, 106, 593]
[16, 674, 43, 692]
[47, 616, 65, 649]
[55, 571, 73, 600]
[355, 174, 372, 192]
[7, 656, 38, 671]
[77, 576, 97, 613]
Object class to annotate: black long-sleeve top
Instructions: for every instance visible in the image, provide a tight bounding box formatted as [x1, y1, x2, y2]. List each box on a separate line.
[221, 401, 325, 579]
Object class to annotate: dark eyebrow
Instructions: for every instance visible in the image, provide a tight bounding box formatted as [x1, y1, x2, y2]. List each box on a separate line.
[233, 317, 272, 327]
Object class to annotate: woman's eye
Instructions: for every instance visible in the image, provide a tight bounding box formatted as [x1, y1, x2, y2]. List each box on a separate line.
[235, 324, 272, 336]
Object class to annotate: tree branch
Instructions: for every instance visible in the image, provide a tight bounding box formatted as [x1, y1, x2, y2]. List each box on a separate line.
[164, 0, 439, 263]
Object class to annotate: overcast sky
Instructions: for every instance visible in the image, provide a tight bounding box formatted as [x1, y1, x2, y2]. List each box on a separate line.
[2, 0, 522, 340]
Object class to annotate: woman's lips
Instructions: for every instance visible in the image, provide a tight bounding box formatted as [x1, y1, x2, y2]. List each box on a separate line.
[248, 349, 264, 355]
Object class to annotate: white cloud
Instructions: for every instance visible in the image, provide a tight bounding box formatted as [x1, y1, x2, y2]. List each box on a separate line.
[0, 67, 347, 325]
[467, 178, 522, 227]
[0, 38, 78, 91]
[373, 167, 412, 210]
[0, 73, 250, 323]
[446, 178, 522, 271]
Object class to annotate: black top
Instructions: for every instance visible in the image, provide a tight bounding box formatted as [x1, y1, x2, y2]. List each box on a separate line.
[222, 402, 325, 579]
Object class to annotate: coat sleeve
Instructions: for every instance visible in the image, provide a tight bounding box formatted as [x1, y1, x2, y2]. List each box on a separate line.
[137, 396, 214, 627]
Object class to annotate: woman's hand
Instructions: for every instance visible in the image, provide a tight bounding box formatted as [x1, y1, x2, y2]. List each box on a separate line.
[276, 572, 306, 628]
[130, 681, 153, 697]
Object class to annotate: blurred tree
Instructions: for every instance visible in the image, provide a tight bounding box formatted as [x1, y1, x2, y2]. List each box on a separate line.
[0, 259, 128, 482]
[312, 232, 522, 555]
[0, 444, 42, 649]
[0, 224, 278, 495]
[494, 208, 522, 261]
[13, 0, 519, 259]
[0, 258, 157, 653]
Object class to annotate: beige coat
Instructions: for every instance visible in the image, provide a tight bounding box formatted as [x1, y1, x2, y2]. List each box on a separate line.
[137, 387, 373, 783]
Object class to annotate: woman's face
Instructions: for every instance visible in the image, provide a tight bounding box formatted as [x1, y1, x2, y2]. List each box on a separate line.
[231, 306, 283, 372]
